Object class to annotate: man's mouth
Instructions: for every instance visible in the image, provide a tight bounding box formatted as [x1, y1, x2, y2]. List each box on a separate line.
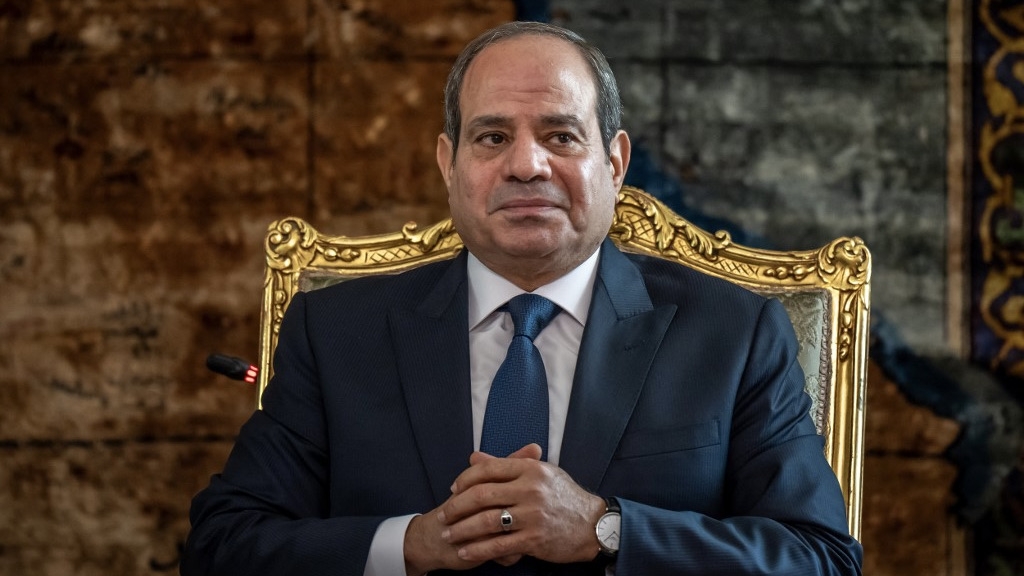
[494, 200, 561, 217]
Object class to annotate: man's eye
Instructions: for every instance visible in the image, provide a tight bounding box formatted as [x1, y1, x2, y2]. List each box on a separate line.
[554, 133, 574, 144]
[482, 133, 505, 145]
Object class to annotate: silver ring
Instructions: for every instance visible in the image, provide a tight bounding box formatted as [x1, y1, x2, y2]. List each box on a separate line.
[499, 509, 514, 532]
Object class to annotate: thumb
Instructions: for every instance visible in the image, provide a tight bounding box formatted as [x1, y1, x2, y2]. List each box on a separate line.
[508, 443, 542, 460]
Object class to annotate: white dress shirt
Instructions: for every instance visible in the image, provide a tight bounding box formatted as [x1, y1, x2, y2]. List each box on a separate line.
[362, 249, 601, 576]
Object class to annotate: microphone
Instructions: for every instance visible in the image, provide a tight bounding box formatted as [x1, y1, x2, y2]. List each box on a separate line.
[206, 353, 259, 384]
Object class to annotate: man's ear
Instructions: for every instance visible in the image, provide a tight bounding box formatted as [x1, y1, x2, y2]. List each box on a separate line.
[436, 133, 455, 188]
[608, 130, 631, 189]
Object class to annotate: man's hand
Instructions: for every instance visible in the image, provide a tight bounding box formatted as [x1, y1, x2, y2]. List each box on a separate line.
[404, 505, 480, 576]
[439, 443, 606, 565]
[402, 444, 545, 575]
[467, 444, 538, 567]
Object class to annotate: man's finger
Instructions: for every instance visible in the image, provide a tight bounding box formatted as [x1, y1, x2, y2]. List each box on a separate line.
[509, 443, 542, 460]
[469, 443, 541, 466]
[444, 506, 520, 545]
[494, 554, 523, 566]
[451, 456, 536, 496]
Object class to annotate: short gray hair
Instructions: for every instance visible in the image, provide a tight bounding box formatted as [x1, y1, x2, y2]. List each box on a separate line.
[442, 22, 622, 159]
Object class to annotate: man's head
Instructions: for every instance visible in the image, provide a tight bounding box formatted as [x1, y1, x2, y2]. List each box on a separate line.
[436, 23, 631, 291]
[443, 22, 623, 159]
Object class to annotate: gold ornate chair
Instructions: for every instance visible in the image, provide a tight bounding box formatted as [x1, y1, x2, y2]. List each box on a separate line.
[257, 185, 871, 539]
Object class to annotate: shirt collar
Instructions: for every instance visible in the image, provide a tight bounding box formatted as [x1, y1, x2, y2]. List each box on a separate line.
[467, 248, 601, 331]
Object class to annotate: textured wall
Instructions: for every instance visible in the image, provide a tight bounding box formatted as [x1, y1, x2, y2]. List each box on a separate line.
[0, 1, 961, 575]
[552, 0, 948, 355]
[0, 1, 512, 574]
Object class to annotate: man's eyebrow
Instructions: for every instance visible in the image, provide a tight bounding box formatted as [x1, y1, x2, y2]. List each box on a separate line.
[465, 115, 512, 133]
[539, 114, 589, 137]
[538, 113, 585, 128]
[464, 113, 589, 135]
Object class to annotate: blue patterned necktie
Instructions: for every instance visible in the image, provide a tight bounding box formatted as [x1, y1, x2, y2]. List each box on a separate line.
[480, 294, 561, 462]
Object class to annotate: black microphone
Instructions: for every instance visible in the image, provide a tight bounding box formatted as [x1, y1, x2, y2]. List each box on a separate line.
[206, 353, 259, 384]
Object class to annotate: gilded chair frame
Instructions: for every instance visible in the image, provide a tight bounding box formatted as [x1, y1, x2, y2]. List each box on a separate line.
[257, 185, 871, 539]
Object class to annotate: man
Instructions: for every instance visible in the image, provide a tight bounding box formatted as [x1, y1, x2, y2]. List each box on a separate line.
[182, 21, 863, 575]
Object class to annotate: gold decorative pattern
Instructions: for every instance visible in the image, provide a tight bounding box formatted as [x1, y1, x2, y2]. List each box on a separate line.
[610, 186, 731, 259]
[977, 0, 1024, 378]
[257, 185, 871, 539]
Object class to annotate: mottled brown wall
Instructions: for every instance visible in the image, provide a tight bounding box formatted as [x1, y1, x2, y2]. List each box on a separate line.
[0, 2, 512, 574]
[862, 363, 964, 575]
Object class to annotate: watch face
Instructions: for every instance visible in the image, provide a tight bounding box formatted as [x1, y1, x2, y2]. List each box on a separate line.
[596, 512, 621, 552]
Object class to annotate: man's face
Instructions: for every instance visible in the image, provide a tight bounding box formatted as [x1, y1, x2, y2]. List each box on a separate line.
[436, 34, 630, 290]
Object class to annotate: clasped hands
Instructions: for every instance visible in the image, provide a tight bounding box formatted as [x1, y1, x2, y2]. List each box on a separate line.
[403, 443, 605, 575]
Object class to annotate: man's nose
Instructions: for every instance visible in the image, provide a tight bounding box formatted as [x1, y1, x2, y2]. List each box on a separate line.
[504, 138, 552, 182]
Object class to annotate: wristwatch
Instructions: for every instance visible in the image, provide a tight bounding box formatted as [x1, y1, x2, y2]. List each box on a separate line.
[595, 496, 621, 557]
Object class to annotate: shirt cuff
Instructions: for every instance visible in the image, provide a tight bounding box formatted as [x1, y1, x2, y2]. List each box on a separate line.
[363, 514, 419, 576]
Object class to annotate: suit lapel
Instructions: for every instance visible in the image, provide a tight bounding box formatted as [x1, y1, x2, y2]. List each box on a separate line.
[389, 253, 474, 506]
[559, 241, 676, 491]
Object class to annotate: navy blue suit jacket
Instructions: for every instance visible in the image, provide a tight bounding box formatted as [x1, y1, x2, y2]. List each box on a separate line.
[183, 240, 863, 575]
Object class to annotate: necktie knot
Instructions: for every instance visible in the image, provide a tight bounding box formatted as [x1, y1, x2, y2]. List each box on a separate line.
[505, 294, 560, 341]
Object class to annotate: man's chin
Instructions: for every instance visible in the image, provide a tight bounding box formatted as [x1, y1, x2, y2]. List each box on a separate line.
[490, 234, 595, 265]
[492, 240, 560, 261]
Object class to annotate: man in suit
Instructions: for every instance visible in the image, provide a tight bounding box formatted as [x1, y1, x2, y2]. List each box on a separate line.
[182, 21, 862, 575]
